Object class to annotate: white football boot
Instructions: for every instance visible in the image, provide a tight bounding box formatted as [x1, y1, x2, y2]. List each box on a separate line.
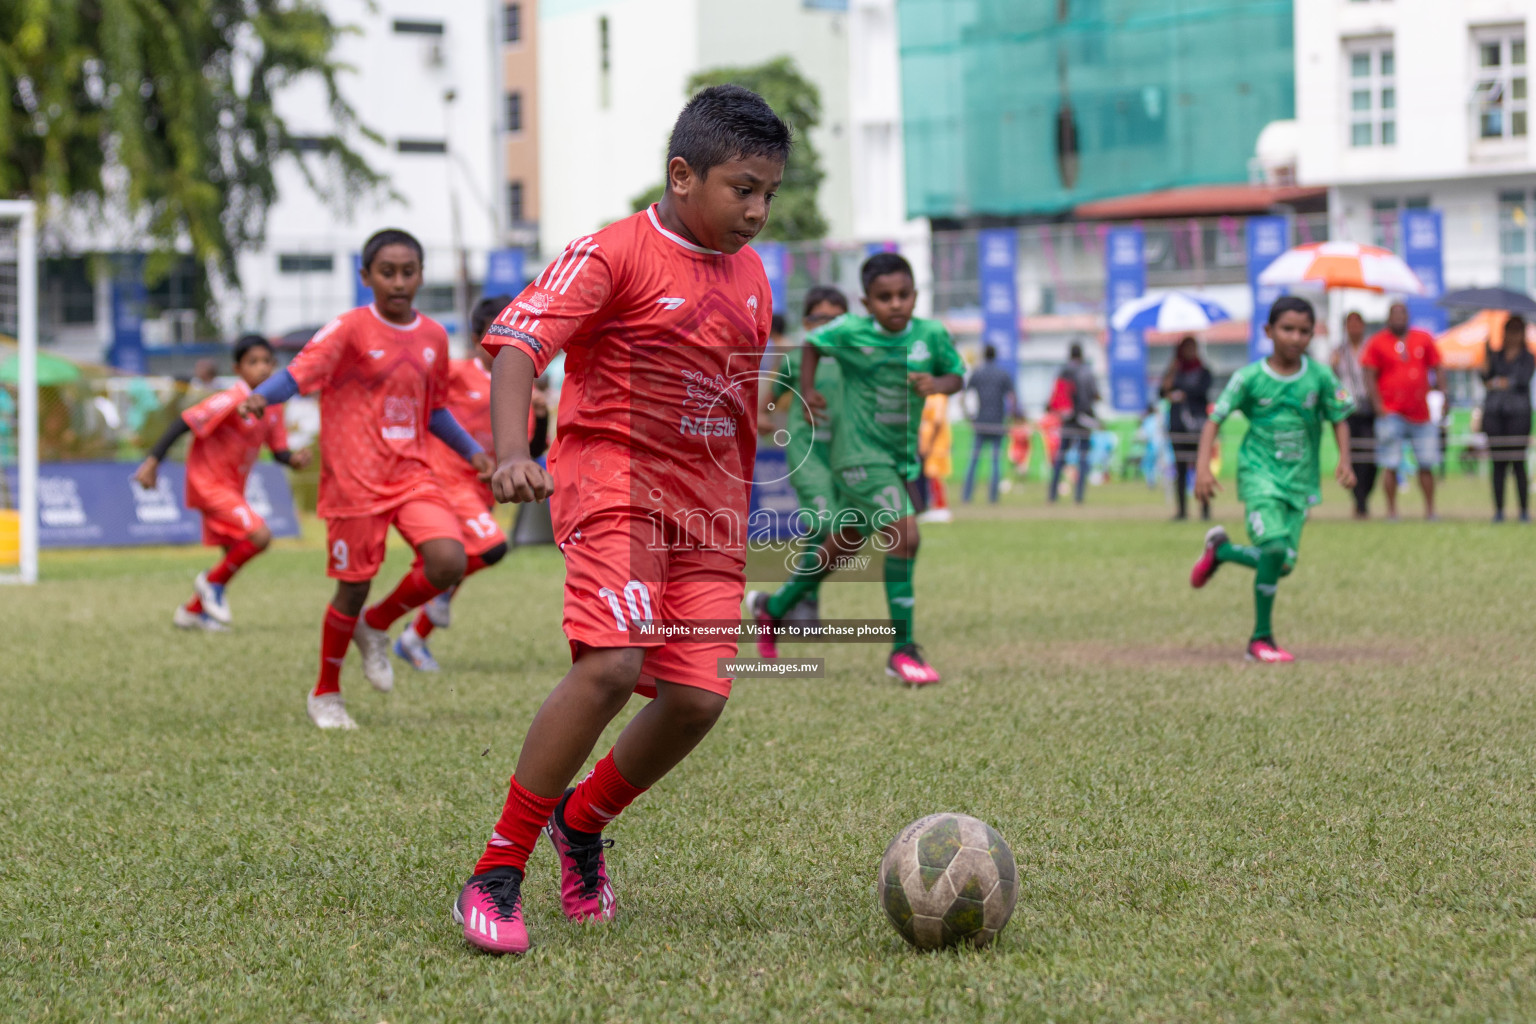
[307, 692, 358, 730]
[352, 618, 395, 692]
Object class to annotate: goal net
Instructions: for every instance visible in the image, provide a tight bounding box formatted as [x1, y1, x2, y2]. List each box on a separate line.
[0, 200, 38, 584]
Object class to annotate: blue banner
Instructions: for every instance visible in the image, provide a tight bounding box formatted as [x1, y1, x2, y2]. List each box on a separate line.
[17, 462, 299, 549]
[754, 242, 789, 315]
[108, 256, 148, 374]
[865, 241, 899, 257]
[1246, 215, 1289, 362]
[352, 253, 373, 309]
[978, 229, 1020, 378]
[484, 249, 526, 298]
[747, 447, 801, 541]
[1401, 209, 1446, 334]
[1104, 226, 1146, 412]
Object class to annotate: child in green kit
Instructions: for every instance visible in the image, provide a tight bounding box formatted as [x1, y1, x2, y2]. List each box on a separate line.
[1189, 296, 1356, 663]
[748, 253, 964, 685]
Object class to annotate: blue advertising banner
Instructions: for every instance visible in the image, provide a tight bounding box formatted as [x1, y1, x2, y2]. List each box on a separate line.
[484, 248, 526, 298]
[978, 229, 1020, 377]
[1401, 209, 1446, 334]
[1104, 226, 1146, 412]
[865, 241, 898, 257]
[1246, 215, 1289, 361]
[352, 253, 373, 309]
[108, 256, 148, 375]
[754, 242, 789, 315]
[17, 462, 300, 549]
[747, 447, 801, 542]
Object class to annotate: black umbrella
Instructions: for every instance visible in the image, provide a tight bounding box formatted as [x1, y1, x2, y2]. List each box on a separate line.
[1437, 287, 1536, 314]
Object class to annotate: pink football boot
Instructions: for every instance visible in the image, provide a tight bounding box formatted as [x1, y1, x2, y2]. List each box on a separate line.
[887, 644, 941, 686]
[1190, 525, 1228, 589]
[454, 867, 531, 955]
[746, 591, 781, 660]
[545, 792, 617, 922]
[1246, 637, 1295, 664]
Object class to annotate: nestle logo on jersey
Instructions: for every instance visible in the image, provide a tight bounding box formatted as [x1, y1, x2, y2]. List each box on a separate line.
[517, 291, 552, 316]
[678, 415, 737, 437]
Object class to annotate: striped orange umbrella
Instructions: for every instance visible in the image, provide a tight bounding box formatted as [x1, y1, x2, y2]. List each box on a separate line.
[1436, 310, 1536, 370]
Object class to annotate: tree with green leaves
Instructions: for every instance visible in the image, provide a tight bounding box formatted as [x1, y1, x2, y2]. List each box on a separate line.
[0, 0, 383, 286]
[632, 57, 827, 242]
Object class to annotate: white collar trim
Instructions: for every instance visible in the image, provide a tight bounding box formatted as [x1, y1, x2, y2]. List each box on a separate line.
[1261, 354, 1308, 382]
[368, 303, 421, 331]
[646, 205, 722, 255]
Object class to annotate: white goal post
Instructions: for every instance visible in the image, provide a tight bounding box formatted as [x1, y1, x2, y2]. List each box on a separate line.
[0, 199, 38, 584]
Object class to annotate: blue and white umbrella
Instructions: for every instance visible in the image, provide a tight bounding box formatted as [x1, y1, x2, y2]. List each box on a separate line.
[1110, 291, 1233, 333]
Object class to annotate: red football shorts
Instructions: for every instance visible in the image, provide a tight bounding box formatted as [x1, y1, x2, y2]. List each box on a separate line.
[325, 494, 462, 582]
[442, 475, 504, 558]
[559, 510, 744, 698]
[195, 492, 265, 547]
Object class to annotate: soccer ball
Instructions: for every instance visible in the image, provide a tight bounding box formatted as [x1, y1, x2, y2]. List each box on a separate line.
[877, 813, 1018, 950]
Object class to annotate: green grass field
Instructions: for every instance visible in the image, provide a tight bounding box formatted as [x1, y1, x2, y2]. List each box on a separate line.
[4, 477, 1534, 1022]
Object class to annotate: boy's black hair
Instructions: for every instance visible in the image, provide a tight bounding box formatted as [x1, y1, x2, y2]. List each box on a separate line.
[667, 84, 792, 181]
[472, 295, 514, 339]
[362, 228, 424, 270]
[770, 312, 786, 337]
[1267, 295, 1316, 327]
[983, 343, 997, 361]
[802, 285, 849, 317]
[1069, 342, 1084, 360]
[860, 252, 913, 295]
[233, 333, 273, 365]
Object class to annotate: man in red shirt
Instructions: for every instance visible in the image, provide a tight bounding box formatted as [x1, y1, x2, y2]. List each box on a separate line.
[1360, 302, 1443, 520]
[135, 335, 311, 631]
[451, 85, 785, 956]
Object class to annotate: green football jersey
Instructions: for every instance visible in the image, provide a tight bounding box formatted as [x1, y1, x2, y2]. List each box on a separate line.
[807, 314, 965, 477]
[1210, 355, 1354, 508]
[770, 347, 840, 473]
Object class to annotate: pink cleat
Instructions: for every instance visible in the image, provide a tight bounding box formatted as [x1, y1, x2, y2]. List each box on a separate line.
[545, 792, 617, 922]
[1246, 637, 1295, 664]
[745, 590, 781, 660]
[453, 867, 531, 955]
[887, 644, 941, 687]
[1190, 525, 1228, 589]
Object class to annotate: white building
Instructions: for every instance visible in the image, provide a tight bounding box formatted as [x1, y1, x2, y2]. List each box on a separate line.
[230, 0, 503, 342]
[1295, 0, 1533, 294]
[536, 0, 856, 254]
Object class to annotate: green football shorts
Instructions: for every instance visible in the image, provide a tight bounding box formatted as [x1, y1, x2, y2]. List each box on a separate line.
[833, 463, 916, 536]
[1244, 498, 1307, 565]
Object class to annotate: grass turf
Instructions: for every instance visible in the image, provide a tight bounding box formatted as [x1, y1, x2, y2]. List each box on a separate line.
[3, 477, 1534, 1022]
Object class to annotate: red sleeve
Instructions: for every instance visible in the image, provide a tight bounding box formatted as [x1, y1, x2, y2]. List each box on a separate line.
[286, 315, 352, 395]
[264, 406, 290, 453]
[180, 386, 243, 439]
[482, 237, 615, 376]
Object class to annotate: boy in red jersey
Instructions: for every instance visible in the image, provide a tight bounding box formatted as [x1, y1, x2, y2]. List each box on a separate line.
[135, 335, 312, 631]
[238, 229, 493, 730]
[452, 85, 787, 955]
[394, 295, 550, 671]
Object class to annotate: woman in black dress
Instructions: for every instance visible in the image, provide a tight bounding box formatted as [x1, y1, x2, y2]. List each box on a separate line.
[1482, 314, 1534, 523]
[1160, 336, 1213, 521]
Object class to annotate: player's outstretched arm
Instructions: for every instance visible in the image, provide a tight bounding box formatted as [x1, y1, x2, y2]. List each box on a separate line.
[428, 409, 495, 478]
[489, 346, 553, 503]
[135, 415, 193, 488]
[799, 345, 827, 424]
[1333, 420, 1356, 490]
[237, 369, 299, 418]
[910, 372, 964, 397]
[1193, 419, 1222, 504]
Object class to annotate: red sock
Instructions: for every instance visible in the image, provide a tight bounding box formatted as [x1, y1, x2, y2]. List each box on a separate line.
[563, 750, 648, 835]
[314, 605, 356, 697]
[411, 609, 436, 639]
[474, 775, 560, 875]
[363, 565, 442, 631]
[185, 595, 203, 614]
[930, 478, 948, 510]
[207, 539, 261, 585]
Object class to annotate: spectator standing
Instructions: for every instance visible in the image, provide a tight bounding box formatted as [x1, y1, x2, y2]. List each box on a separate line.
[1482, 314, 1534, 523]
[1047, 342, 1100, 504]
[962, 344, 1017, 503]
[918, 393, 954, 522]
[1331, 311, 1378, 518]
[1361, 302, 1442, 520]
[1159, 336, 1213, 520]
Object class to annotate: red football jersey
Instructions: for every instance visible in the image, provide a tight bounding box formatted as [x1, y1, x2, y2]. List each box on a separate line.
[287, 304, 450, 517]
[427, 357, 494, 502]
[181, 380, 288, 510]
[483, 206, 773, 548]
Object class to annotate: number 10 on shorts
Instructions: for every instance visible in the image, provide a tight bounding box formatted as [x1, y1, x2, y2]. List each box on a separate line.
[598, 580, 654, 631]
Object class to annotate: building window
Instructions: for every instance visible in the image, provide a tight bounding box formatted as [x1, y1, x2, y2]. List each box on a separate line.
[1346, 39, 1395, 147]
[599, 16, 611, 109]
[504, 3, 521, 43]
[509, 181, 525, 226]
[1499, 191, 1533, 291]
[392, 19, 444, 35]
[397, 138, 448, 154]
[1369, 196, 1429, 250]
[1473, 29, 1527, 141]
[505, 91, 523, 133]
[278, 254, 335, 274]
